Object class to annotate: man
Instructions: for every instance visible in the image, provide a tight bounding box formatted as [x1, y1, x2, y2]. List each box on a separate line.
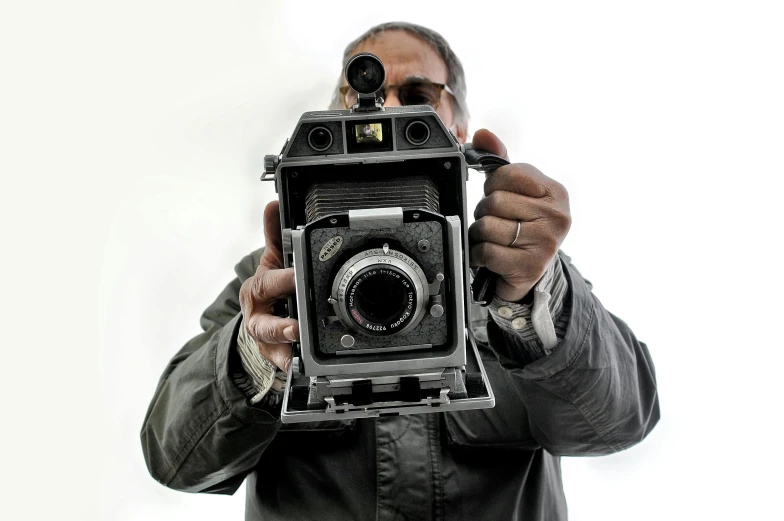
[141, 22, 659, 521]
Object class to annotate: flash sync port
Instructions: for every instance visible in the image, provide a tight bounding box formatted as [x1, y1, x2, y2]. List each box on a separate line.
[405, 120, 431, 146]
[308, 126, 333, 152]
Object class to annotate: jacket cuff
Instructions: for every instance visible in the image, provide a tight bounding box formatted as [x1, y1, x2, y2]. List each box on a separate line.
[235, 323, 277, 402]
[215, 313, 281, 424]
[487, 255, 569, 362]
[517, 254, 596, 380]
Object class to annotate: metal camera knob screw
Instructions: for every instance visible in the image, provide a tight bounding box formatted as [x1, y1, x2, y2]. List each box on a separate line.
[261, 154, 279, 181]
[264, 155, 279, 171]
[417, 240, 430, 252]
[340, 334, 355, 348]
[429, 304, 445, 318]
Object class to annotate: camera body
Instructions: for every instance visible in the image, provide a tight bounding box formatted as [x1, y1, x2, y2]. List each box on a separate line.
[264, 54, 494, 422]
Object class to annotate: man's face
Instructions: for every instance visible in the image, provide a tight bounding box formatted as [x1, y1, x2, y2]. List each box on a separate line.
[348, 30, 467, 143]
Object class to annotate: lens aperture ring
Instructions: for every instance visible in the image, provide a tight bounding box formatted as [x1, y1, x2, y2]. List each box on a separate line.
[331, 247, 429, 337]
[346, 266, 416, 336]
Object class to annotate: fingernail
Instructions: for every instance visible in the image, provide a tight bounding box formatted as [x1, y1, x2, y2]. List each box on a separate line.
[283, 326, 297, 341]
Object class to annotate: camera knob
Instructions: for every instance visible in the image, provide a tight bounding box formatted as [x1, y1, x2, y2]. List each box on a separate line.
[262, 154, 279, 181]
[429, 304, 444, 318]
[264, 154, 279, 170]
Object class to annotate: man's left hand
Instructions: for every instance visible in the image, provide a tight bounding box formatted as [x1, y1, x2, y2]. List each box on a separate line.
[468, 129, 572, 302]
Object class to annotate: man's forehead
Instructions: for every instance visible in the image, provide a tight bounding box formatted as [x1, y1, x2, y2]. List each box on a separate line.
[350, 31, 448, 85]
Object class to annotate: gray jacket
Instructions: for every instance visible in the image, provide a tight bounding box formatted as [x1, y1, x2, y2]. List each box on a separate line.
[141, 250, 659, 521]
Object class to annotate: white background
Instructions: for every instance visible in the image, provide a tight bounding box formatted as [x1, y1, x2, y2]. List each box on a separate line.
[1, 1, 782, 520]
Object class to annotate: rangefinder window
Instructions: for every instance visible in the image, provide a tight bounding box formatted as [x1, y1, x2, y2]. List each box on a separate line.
[308, 126, 333, 152]
[405, 120, 430, 146]
[347, 119, 392, 152]
[353, 123, 383, 144]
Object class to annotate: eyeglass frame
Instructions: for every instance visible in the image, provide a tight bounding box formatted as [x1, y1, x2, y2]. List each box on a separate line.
[339, 78, 457, 110]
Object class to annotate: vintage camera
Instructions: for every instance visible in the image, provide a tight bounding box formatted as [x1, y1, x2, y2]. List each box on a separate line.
[262, 53, 496, 422]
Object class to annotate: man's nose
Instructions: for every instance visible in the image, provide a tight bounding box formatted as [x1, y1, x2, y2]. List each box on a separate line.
[383, 91, 402, 107]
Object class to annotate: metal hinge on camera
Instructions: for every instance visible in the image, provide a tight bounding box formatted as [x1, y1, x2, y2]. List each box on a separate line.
[281, 228, 293, 255]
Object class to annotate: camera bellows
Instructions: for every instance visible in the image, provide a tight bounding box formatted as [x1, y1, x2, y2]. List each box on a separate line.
[305, 176, 439, 223]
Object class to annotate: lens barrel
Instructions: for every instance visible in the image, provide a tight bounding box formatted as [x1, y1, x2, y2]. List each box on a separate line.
[345, 53, 385, 95]
[346, 266, 416, 336]
[330, 246, 430, 339]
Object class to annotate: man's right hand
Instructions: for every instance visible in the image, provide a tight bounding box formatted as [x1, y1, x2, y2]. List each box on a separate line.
[239, 201, 299, 372]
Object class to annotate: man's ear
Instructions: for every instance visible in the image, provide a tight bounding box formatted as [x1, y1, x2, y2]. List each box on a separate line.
[451, 124, 468, 145]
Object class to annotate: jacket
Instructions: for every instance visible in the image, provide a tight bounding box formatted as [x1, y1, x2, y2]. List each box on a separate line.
[141, 250, 660, 520]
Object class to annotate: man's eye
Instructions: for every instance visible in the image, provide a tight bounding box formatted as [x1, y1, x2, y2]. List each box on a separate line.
[401, 85, 438, 106]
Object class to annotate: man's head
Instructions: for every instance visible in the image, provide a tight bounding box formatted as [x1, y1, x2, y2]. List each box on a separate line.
[329, 22, 469, 144]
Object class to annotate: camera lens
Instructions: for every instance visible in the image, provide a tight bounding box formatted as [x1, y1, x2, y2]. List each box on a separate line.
[308, 126, 333, 152]
[345, 53, 385, 95]
[405, 120, 431, 146]
[346, 266, 417, 336]
[331, 246, 430, 340]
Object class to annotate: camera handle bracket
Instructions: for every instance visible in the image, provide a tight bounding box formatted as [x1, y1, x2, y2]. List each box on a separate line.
[351, 92, 384, 112]
[461, 143, 510, 173]
[460, 144, 511, 307]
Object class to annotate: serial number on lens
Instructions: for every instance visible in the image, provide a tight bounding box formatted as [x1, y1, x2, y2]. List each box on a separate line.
[365, 324, 387, 331]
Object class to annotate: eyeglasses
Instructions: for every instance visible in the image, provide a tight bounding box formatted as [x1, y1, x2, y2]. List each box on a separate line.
[340, 79, 456, 110]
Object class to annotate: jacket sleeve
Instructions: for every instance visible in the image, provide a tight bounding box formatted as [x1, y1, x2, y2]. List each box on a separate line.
[140, 249, 281, 494]
[486, 252, 660, 456]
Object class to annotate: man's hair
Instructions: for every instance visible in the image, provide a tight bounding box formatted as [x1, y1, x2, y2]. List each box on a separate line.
[329, 21, 469, 129]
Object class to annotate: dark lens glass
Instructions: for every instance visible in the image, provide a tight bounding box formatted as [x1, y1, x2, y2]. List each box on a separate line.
[405, 120, 430, 146]
[398, 82, 440, 106]
[354, 269, 409, 324]
[308, 126, 333, 151]
[346, 55, 385, 94]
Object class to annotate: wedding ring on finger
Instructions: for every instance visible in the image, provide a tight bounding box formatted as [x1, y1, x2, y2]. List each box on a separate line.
[508, 220, 522, 247]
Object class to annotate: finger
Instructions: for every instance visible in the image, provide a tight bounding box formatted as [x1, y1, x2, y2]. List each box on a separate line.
[469, 215, 522, 247]
[469, 242, 545, 301]
[471, 128, 509, 160]
[246, 314, 300, 345]
[474, 191, 552, 222]
[469, 241, 522, 272]
[469, 242, 541, 279]
[258, 342, 294, 372]
[247, 267, 296, 305]
[484, 164, 552, 199]
[260, 201, 284, 269]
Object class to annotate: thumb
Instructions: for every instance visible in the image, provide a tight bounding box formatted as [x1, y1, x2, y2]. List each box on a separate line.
[260, 200, 284, 269]
[471, 128, 509, 160]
